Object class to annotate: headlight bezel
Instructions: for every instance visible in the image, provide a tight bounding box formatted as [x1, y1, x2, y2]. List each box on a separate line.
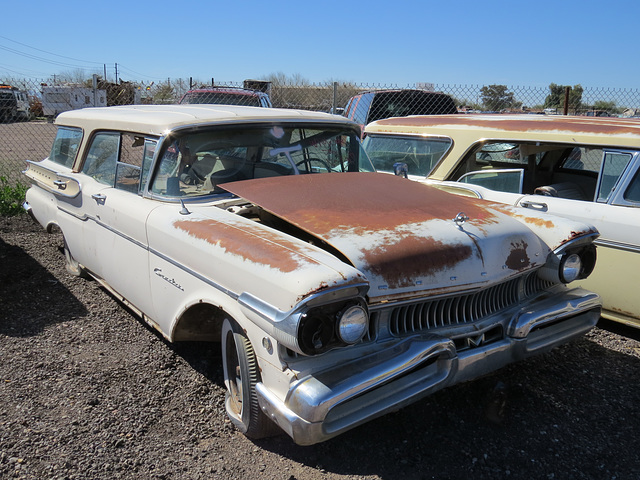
[297, 299, 369, 356]
[538, 243, 597, 284]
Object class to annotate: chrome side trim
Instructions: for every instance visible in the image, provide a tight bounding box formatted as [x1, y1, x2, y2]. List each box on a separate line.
[595, 238, 640, 254]
[148, 247, 240, 301]
[57, 206, 89, 222]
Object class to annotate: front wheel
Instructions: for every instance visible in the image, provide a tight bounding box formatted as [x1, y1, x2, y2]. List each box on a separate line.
[221, 318, 280, 439]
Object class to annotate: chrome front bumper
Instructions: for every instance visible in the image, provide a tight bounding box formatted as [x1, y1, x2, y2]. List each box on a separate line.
[256, 288, 601, 445]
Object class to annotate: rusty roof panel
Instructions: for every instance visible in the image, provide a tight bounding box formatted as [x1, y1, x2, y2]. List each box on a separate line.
[371, 114, 640, 139]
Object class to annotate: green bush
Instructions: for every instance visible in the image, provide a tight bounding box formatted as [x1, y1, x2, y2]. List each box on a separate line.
[0, 177, 27, 216]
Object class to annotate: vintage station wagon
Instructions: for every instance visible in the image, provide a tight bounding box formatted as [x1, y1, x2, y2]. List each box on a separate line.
[24, 105, 601, 445]
[364, 114, 640, 328]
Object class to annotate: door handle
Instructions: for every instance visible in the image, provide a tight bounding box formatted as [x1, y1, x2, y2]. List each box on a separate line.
[91, 193, 107, 205]
[520, 200, 547, 212]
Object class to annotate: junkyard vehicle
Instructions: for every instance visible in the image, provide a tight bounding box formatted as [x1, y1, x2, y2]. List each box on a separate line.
[364, 114, 638, 328]
[179, 87, 272, 107]
[0, 84, 30, 122]
[24, 105, 601, 445]
[343, 89, 457, 135]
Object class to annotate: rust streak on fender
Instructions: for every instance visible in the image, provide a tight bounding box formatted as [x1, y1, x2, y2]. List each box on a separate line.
[174, 219, 314, 273]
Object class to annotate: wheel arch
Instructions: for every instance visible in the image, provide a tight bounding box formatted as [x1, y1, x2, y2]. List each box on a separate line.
[171, 301, 231, 342]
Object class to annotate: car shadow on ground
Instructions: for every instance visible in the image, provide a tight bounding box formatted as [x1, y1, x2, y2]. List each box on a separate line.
[598, 318, 640, 341]
[251, 335, 640, 479]
[0, 237, 88, 337]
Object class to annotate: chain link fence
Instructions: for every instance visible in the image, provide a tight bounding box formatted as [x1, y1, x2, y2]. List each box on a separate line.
[3, 77, 640, 188]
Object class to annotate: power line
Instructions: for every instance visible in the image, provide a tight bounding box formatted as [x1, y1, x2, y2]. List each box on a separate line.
[0, 35, 104, 66]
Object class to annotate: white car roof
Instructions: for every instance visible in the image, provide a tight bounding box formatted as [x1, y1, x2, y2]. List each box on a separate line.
[56, 104, 356, 136]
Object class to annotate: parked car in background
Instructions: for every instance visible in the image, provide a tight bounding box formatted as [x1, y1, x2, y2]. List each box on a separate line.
[179, 87, 272, 107]
[0, 84, 30, 122]
[364, 114, 640, 328]
[23, 105, 601, 445]
[343, 89, 457, 135]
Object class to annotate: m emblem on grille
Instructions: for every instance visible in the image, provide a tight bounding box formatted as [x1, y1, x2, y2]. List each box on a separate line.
[467, 333, 485, 348]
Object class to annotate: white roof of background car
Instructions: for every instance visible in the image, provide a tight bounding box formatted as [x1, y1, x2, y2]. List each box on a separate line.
[55, 104, 356, 136]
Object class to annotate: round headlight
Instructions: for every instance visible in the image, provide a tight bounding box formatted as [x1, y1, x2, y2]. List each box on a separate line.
[337, 305, 368, 344]
[560, 253, 582, 283]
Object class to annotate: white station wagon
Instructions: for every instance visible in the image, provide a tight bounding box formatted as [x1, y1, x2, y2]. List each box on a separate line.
[24, 105, 601, 445]
[364, 114, 640, 328]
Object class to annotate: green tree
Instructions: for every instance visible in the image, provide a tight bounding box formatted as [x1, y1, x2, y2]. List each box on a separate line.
[543, 83, 583, 111]
[480, 85, 519, 111]
[592, 100, 621, 114]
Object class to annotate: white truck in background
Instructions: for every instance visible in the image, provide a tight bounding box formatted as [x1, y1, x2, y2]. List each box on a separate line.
[42, 85, 107, 119]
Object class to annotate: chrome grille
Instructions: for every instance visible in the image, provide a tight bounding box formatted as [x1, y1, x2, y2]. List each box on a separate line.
[383, 272, 554, 336]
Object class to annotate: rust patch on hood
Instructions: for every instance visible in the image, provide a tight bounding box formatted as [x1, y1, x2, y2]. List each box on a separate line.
[174, 218, 317, 273]
[364, 236, 472, 289]
[373, 114, 640, 137]
[505, 240, 530, 271]
[221, 173, 500, 289]
[221, 173, 500, 235]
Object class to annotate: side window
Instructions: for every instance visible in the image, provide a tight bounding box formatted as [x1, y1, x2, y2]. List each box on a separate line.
[597, 152, 632, 203]
[623, 167, 640, 203]
[141, 139, 157, 190]
[49, 127, 82, 168]
[343, 98, 354, 119]
[353, 95, 372, 125]
[82, 132, 119, 185]
[115, 134, 146, 193]
[560, 147, 603, 172]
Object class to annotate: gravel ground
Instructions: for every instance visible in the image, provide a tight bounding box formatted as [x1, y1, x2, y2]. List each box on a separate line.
[1, 214, 639, 480]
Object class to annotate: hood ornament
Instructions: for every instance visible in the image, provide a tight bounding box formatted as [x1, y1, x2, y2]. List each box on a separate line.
[453, 212, 469, 226]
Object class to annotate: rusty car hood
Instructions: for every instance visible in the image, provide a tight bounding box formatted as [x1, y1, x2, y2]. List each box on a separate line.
[221, 173, 567, 301]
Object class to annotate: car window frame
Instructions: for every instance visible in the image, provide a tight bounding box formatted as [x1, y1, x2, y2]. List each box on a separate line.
[604, 150, 640, 207]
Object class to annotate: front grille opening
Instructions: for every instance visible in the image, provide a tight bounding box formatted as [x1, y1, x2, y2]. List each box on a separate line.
[387, 271, 551, 337]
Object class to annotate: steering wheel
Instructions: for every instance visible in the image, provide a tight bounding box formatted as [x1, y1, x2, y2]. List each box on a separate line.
[295, 158, 332, 173]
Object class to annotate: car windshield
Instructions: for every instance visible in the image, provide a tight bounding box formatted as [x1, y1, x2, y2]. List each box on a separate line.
[180, 91, 261, 106]
[363, 134, 451, 177]
[150, 124, 374, 198]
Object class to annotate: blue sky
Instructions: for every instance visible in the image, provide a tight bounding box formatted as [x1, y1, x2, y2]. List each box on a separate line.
[1, 0, 638, 89]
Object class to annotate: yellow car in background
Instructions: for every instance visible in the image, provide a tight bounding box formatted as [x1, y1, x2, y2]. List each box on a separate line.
[364, 114, 640, 328]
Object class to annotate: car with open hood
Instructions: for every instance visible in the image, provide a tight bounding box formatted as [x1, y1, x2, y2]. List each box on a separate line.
[364, 113, 639, 328]
[23, 105, 601, 445]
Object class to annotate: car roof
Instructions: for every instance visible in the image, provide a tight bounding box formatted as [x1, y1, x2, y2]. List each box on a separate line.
[356, 89, 450, 96]
[364, 113, 640, 146]
[185, 87, 267, 96]
[55, 104, 355, 136]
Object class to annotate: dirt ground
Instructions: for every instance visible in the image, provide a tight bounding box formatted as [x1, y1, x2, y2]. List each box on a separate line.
[1, 213, 640, 480]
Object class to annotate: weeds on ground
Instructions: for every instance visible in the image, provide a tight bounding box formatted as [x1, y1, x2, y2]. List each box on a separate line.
[0, 176, 27, 216]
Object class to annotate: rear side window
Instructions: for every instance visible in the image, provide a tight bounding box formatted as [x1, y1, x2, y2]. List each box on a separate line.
[82, 132, 119, 185]
[49, 127, 82, 168]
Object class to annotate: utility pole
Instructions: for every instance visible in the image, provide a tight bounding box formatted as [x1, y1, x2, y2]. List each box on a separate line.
[115, 63, 119, 84]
